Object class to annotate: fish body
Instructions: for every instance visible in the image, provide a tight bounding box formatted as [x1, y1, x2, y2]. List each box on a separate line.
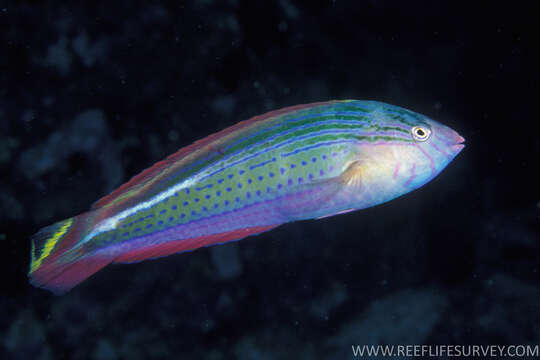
[29, 100, 465, 294]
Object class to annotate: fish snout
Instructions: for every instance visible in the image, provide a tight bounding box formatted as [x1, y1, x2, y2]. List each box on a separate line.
[449, 132, 465, 153]
[450, 133, 465, 153]
[430, 121, 465, 154]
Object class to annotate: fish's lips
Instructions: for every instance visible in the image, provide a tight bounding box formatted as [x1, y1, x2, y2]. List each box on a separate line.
[450, 134, 465, 153]
[451, 143, 465, 152]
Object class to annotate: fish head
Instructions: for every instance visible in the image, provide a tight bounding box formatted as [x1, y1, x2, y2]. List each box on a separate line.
[384, 112, 465, 196]
[351, 105, 465, 207]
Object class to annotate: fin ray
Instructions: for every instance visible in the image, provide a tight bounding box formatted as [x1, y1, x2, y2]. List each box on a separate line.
[30, 218, 74, 274]
[114, 224, 279, 263]
[28, 212, 111, 294]
[29, 252, 112, 295]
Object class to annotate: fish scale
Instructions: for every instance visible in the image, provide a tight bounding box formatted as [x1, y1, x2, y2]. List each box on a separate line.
[104, 146, 349, 245]
[28, 100, 465, 294]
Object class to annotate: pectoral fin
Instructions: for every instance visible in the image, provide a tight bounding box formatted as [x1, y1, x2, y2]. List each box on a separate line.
[339, 160, 364, 190]
[308, 160, 364, 190]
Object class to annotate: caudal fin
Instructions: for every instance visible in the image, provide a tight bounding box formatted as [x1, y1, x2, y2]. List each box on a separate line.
[28, 214, 112, 295]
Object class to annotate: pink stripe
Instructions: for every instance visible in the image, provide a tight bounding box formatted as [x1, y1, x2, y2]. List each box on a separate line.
[404, 163, 416, 187]
[393, 162, 401, 179]
[414, 144, 436, 178]
[429, 141, 449, 159]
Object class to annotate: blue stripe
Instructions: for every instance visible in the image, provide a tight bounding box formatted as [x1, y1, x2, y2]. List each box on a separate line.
[222, 110, 368, 152]
[249, 158, 274, 170]
[160, 115, 368, 187]
[281, 139, 358, 157]
[113, 192, 291, 246]
[198, 129, 369, 182]
[119, 105, 376, 211]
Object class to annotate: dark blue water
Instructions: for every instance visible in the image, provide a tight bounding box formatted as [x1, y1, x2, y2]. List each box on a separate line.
[1, 2, 538, 359]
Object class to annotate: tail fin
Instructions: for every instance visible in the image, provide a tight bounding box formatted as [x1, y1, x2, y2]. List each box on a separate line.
[28, 213, 112, 295]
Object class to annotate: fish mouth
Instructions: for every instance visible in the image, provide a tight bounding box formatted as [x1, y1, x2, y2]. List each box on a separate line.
[450, 134, 466, 152]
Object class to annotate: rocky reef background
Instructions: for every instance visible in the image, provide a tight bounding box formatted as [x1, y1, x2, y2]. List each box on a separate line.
[1, 1, 538, 359]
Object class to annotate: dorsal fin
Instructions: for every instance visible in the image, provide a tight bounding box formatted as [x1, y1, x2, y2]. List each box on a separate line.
[91, 101, 333, 209]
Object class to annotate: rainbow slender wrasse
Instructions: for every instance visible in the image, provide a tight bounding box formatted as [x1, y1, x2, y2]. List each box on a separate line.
[28, 100, 465, 294]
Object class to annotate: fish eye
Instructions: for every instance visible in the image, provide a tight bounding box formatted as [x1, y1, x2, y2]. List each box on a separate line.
[411, 125, 431, 141]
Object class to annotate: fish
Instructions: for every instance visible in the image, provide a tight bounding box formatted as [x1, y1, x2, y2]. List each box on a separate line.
[28, 100, 465, 294]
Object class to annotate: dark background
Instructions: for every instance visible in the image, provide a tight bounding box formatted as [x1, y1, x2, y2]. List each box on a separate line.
[1, 1, 539, 359]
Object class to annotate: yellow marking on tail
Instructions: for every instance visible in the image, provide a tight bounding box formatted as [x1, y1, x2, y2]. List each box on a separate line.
[29, 218, 73, 273]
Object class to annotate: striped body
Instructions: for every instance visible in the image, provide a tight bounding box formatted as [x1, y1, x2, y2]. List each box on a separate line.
[29, 100, 465, 294]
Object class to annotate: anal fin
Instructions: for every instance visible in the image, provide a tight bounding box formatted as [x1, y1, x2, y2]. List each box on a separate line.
[316, 208, 356, 219]
[114, 224, 279, 263]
